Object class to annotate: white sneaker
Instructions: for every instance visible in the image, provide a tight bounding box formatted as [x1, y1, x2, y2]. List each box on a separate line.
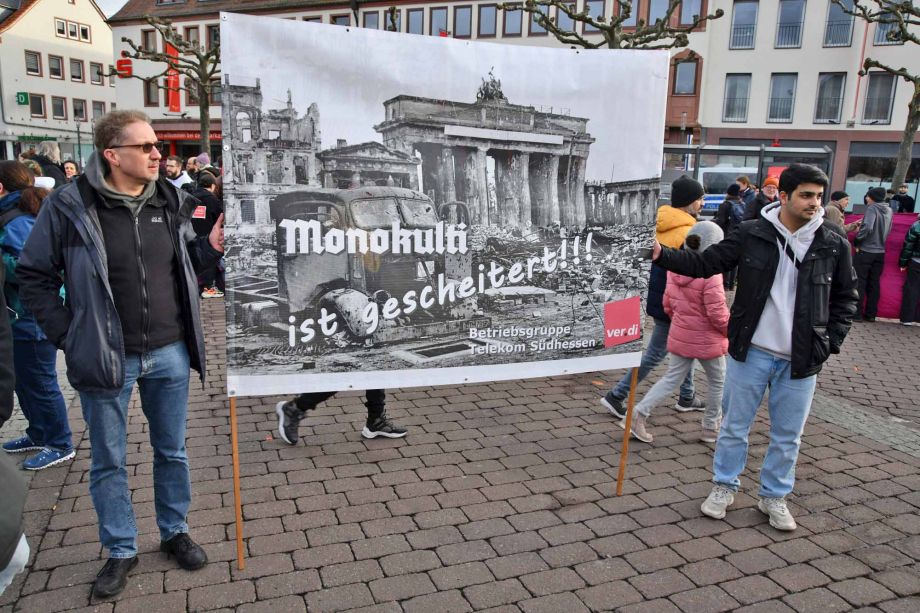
[902, 322, 914, 326]
[616, 413, 653, 443]
[700, 485, 735, 519]
[758, 497, 797, 531]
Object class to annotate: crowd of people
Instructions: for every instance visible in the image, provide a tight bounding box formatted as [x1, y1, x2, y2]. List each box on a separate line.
[0, 109, 918, 600]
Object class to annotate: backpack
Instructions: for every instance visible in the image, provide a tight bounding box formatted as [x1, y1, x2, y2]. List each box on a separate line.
[0, 207, 27, 231]
[729, 200, 745, 228]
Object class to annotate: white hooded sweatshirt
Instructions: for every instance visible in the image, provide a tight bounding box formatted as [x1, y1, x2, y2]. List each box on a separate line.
[749, 201, 825, 360]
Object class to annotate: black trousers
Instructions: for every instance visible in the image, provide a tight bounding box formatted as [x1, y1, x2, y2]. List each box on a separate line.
[293, 389, 385, 421]
[901, 260, 920, 323]
[854, 250, 886, 318]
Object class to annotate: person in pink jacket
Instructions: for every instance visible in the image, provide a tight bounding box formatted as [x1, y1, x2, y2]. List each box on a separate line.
[619, 221, 730, 444]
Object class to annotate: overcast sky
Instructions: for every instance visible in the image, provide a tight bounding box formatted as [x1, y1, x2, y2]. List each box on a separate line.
[221, 13, 668, 183]
[96, 0, 126, 16]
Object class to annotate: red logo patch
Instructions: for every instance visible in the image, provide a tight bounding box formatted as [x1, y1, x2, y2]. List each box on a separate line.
[192, 205, 207, 219]
[603, 296, 642, 348]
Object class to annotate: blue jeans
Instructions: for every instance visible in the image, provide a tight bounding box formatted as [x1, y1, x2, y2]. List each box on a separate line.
[714, 346, 817, 499]
[13, 339, 72, 451]
[79, 341, 192, 558]
[607, 318, 694, 402]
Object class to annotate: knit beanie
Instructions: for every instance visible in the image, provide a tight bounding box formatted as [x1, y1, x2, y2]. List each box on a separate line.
[830, 190, 848, 201]
[196, 152, 211, 166]
[866, 187, 887, 203]
[726, 183, 742, 198]
[763, 176, 779, 188]
[684, 220, 724, 253]
[670, 175, 704, 208]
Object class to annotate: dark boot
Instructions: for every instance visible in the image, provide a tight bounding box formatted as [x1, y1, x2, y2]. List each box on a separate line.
[93, 557, 138, 598]
[160, 533, 208, 570]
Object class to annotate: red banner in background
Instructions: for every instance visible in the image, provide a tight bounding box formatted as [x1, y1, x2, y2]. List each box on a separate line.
[165, 43, 181, 113]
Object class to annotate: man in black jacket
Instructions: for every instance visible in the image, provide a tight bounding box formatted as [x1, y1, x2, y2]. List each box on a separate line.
[651, 164, 857, 532]
[0, 264, 12, 429]
[17, 111, 223, 599]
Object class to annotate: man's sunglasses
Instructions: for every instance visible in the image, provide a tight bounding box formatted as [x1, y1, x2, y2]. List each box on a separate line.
[109, 142, 163, 153]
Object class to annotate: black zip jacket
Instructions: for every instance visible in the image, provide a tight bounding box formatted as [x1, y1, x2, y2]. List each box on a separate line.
[16, 176, 221, 393]
[0, 264, 13, 427]
[656, 217, 858, 379]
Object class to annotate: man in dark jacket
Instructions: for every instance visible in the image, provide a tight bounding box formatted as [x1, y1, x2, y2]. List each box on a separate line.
[853, 186, 893, 321]
[17, 111, 223, 599]
[891, 184, 916, 214]
[33, 142, 68, 189]
[0, 238, 14, 429]
[651, 164, 857, 532]
[189, 173, 224, 297]
[743, 176, 780, 221]
[898, 215, 920, 325]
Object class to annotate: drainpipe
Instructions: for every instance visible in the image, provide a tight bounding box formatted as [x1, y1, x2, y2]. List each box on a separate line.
[850, 19, 871, 124]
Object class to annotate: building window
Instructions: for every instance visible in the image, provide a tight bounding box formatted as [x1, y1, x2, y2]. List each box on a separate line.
[184, 26, 200, 48]
[730, 1, 758, 49]
[49, 55, 64, 79]
[207, 24, 220, 49]
[92, 101, 105, 119]
[70, 59, 85, 82]
[556, 3, 576, 31]
[55, 19, 66, 37]
[144, 79, 160, 106]
[814, 72, 846, 123]
[109, 65, 116, 87]
[25, 51, 41, 76]
[648, 0, 670, 24]
[29, 94, 45, 118]
[768, 73, 797, 123]
[863, 72, 896, 124]
[186, 77, 199, 106]
[90, 62, 104, 85]
[530, 9, 548, 35]
[479, 5, 497, 37]
[824, 0, 854, 46]
[454, 6, 472, 38]
[723, 74, 751, 122]
[141, 29, 157, 52]
[874, 10, 902, 45]
[674, 61, 697, 95]
[619, 0, 637, 27]
[332, 14, 350, 26]
[431, 7, 448, 36]
[584, 0, 605, 32]
[241, 200, 256, 224]
[51, 96, 67, 120]
[407, 8, 424, 34]
[680, 0, 703, 25]
[210, 78, 222, 106]
[73, 98, 87, 121]
[363, 11, 380, 29]
[504, 4, 523, 36]
[775, 0, 805, 48]
[304, 16, 322, 23]
[79, 24, 91, 42]
[68, 22, 78, 39]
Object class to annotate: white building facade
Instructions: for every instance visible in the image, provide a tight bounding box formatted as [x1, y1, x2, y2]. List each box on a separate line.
[0, 0, 117, 164]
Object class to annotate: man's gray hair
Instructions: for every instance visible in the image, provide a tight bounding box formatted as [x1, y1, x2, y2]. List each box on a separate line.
[94, 110, 151, 151]
[37, 141, 61, 164]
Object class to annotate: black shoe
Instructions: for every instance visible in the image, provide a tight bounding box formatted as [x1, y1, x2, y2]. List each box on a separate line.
[93, 557, 138, 598]
[864, 316, 876, 322]
[362, 414, 408, 439]
[600, 394, 626, 420]
[160, 533, 208, 570]
[276, 400, 306, 445]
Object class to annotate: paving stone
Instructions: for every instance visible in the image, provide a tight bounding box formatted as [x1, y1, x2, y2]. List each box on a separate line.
[379, 550, 441, 576]
[486, 553, 549, 580]
[352, 535, 411, 561]
[320, 559, 383, 588]
[624, 546, 685, 573]
[850, 544, 914, 571]
[293, 543, 354, 569]
[782, 587, 854, 613]
[491, 531, 549, 556]
[871, 568, 920, 596]
[304, 584, 375, 613]
[668, 585, 740, 613]
[429, 561, 495, 590]
[463, 578, 531, 610]
[767, 563, 832, 592]
[575, 581, 643, 612]
[187, 580, 256, 610]
[767, 538, 829, 564]
[680, 558, 743, 587]
[719, 576, 786, 605]
[827, 576, 897, 607]
[811, 553, 873, 580]
[725, 548, 786, 574]
[113, 591, 186, 613]
[436, 539, 496, 565]
[518, 567, 586, 596]
[573, 558, 636, 585]
[519, 592, 590, 613]
[538, 542, 596, 568]
[617, 598, 683, 613]
[628, 568, 695, 600]
[368, 572, 437, 602]
[236, 595, 307, 613]
[402, 589, 473, 613]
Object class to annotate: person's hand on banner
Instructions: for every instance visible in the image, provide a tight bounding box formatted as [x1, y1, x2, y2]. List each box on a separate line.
[210, 213, 225, 253]
[642, 240, 662, 261]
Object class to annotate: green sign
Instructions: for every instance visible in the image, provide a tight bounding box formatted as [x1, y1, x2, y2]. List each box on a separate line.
[16, 92, 28, 105]
[17, 135, 55, 142]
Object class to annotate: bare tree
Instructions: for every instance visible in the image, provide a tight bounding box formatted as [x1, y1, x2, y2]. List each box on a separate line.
[499, 0, 723, 49]
[114, 15, 220, 156]
[834, 0, 920, 190]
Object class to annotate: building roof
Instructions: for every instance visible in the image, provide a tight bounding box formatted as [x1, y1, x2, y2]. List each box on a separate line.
[109, 0, 346, 23]
[0, 0, 34, 31]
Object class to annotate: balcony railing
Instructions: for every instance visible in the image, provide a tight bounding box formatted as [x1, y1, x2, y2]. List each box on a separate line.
[730, 24, 756, 49]
[775, 22, 803, 48]
[823, 20, 853, 46]
[863, 97, 893, 123]
[723, 97, 749, 122]
[767, 97, 794, 123]
[814, 97, 843, 123]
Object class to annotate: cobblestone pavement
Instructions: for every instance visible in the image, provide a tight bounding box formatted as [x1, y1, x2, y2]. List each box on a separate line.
[1, 300, 917, 612]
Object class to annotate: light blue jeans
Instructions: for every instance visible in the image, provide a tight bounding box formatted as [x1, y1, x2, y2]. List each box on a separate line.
[79, 341, 192, 558]
[636, 354, 724, 430]
[714, 346, 817, 499]
[607, 318, 695, 403]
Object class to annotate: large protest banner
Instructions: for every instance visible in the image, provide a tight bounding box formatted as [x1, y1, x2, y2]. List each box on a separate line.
[220, 12, 669, 397]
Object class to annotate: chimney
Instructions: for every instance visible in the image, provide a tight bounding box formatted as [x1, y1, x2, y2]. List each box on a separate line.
[337, 139, 347, 148]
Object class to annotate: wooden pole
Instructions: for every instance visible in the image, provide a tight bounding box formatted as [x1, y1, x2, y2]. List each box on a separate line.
[229, 396, 245, 570]
[616, 367, 640, 496]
